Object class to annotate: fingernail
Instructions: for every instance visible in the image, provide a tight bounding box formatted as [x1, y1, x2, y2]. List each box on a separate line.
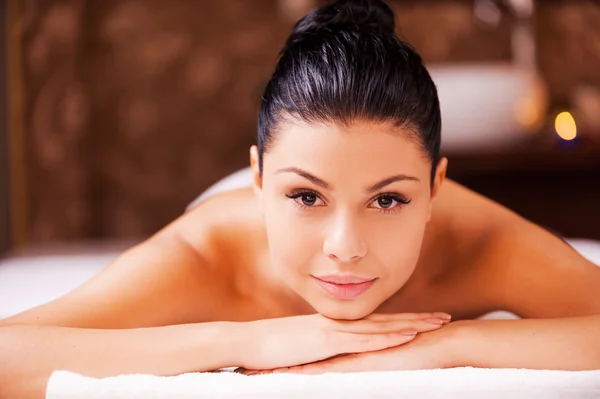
[434, 313, 452, 320]
[424, 317, 445, 325]
[401, 330, 417, 336]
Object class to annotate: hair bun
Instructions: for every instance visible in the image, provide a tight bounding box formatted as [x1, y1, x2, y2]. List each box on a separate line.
[293, 0, 396, 37]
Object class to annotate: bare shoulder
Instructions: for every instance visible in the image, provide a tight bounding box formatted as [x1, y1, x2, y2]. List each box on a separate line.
[0, 187, 262, 328]
[178, 186, 266, 263]
[433, 180, 600, 318]
[432, 179, 516, 227]
[424, 179, 516, 268]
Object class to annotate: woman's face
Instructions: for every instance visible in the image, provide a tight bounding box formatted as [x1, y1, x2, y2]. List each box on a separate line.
[251, 120, 445, 320]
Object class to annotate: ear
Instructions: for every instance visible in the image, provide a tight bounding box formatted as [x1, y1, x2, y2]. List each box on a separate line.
[249, 145, 264, 216]
[427, 157, 448, 222]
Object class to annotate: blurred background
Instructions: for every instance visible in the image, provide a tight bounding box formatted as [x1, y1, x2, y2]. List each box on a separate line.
[1, 0, 599, 258]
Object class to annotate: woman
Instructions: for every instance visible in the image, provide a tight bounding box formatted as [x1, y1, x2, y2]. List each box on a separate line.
[1, 0, 599, 397]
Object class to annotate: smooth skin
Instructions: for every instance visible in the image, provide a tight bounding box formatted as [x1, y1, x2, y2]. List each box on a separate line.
[1, 120, 599, 398]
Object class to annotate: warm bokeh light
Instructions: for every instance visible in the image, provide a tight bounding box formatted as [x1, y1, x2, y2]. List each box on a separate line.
[554, 111, 577, 141]
[515, 97, 542, 129]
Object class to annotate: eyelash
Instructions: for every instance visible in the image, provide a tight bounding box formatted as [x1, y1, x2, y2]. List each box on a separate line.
[285, 189, 411, 215]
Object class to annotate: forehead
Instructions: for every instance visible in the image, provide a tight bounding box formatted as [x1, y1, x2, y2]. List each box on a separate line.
[264, 119, 430, 180]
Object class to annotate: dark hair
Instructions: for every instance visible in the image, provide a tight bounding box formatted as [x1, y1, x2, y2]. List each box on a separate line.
[257, 0, 441, 184]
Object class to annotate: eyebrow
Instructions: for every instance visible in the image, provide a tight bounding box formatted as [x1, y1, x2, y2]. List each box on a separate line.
[276, 167, 331, 189]
[275, 167, 420, 192]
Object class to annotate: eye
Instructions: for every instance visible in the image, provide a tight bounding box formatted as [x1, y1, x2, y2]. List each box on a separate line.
[286, 190, 325, 208]
[376, 196, 395, 209]
[369, 193, 411, 213]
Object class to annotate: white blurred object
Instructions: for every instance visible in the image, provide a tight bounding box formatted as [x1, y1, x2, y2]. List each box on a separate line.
[434, 0, 546, 153]
[474, 0, 502, 28]
[430, 64, 547, 152]
[186, 167, 254, 212]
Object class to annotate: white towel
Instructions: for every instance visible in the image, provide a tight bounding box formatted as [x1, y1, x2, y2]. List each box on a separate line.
[47, 367, 600, 399]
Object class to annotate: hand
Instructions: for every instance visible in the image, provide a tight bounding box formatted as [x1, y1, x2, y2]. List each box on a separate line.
[240, 319, 464, 375]
[235, 312, 451, 371]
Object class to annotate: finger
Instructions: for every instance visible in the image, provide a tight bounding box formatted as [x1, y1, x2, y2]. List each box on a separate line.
[363, 312, 451, 322]
[333, 330, 417, 354]
[235, 367, 260, 376]
[283, 364, 324, 375]
[334, 318, 447, 334]
[279, 363, 328, 375]
[284, 355, 364, 375]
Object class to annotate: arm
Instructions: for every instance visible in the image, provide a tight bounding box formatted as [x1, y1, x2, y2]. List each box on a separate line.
[451, 219, 600, 369]
[272, 314, 600, 374]
[0, 322, 240, 399]
[451, 315, 600, 370]
[0, 206, 239, 399]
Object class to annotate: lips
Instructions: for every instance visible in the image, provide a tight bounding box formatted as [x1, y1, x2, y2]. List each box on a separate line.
[313, 275, 377, 300]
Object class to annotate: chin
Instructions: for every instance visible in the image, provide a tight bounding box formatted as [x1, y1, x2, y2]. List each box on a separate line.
[312, 299, 379, 321]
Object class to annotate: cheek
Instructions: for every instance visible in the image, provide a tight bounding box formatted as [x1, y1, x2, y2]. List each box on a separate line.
[263, 197, 322, 273]
[367, 206, 429, 275]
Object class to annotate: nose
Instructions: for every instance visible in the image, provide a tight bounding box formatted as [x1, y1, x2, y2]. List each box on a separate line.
[323, 213, 368, 262]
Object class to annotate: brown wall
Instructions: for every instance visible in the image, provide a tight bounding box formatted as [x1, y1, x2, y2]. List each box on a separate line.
[10, 0, 600, 245]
